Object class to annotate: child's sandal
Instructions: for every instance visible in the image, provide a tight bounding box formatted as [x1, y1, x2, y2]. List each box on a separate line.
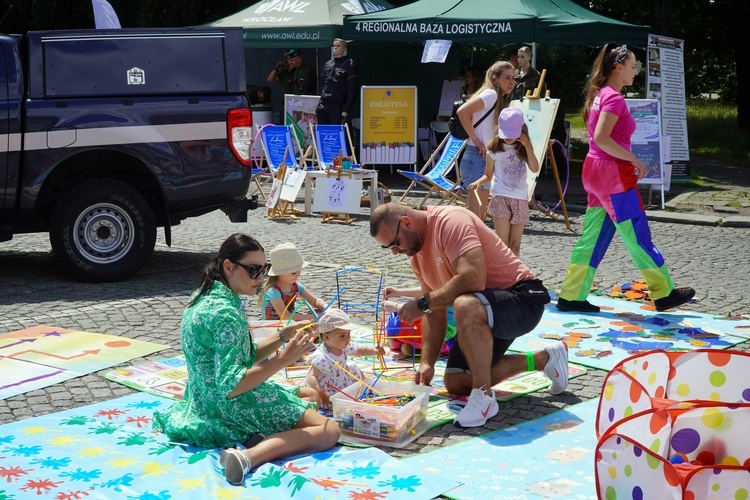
[220, 448, 252, 485]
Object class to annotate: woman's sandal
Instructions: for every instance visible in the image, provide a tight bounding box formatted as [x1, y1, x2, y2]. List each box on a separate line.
[219, 448, 252, 485]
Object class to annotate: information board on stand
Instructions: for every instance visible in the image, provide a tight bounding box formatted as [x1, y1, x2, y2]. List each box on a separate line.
[360, 86, 417, 166]
[646, 34, 690, 179]
[627, 99, 669, 207]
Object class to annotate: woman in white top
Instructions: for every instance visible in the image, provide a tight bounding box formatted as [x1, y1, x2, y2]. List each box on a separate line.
[456, 61, 516, 218]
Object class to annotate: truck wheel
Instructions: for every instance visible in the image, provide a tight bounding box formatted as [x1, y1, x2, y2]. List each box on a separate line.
[50, 180, 157, 282]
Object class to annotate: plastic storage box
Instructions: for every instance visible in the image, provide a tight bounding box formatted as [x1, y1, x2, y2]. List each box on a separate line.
[331, 379, 432, 448]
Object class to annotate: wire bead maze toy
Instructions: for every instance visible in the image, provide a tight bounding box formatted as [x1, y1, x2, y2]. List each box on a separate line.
[334, 266, 389, 371]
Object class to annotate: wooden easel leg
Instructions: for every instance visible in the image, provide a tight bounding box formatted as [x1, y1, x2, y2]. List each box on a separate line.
[548, 145, 571, 230]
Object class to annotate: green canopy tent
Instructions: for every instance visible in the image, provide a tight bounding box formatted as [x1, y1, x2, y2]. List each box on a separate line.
[210, 0, 394, 48]
[342, 0, 649, 46]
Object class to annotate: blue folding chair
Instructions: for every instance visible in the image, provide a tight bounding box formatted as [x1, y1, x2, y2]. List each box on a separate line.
[251, 124, 311, 200]
[309, 123, 358, 170]
[397, 133, 468, 208]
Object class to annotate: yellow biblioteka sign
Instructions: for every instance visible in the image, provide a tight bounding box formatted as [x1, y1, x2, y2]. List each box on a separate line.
[360, 86, 417, 165]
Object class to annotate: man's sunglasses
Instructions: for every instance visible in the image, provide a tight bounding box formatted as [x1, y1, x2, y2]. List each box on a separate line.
[381, 217, 403, 250]
[233, 261, 271, 279]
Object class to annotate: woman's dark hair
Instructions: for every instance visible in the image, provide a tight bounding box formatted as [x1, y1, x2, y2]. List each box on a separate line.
[188, 233, 264, 307]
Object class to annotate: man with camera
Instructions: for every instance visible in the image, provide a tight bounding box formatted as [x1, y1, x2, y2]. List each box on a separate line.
[267, 49, 317, 96]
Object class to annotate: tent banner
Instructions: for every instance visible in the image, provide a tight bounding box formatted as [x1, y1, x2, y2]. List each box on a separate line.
[346, 19, 536, 43]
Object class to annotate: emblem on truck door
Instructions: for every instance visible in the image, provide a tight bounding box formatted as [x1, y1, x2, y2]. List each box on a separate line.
[127, 67, 145, 85]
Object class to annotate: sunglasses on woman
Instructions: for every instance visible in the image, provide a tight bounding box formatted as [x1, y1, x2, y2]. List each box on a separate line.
[233, 261, 271, 279]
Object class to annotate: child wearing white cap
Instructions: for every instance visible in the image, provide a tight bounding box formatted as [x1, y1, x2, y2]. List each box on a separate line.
[468, 107, 539, 257]
[305, 308, 384, 408]
[258, 242, 327, 321]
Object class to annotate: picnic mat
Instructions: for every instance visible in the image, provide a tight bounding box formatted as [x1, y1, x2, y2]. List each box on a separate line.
[0, 393, 460, 499]
[104, 342, 587, 407]
[0, 325, 168, 400]
[400, 398, 600, 500]
[509, 291, 750, 371]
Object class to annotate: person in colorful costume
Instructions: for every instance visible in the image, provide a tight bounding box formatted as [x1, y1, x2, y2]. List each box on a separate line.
[556, 44, 695, 314]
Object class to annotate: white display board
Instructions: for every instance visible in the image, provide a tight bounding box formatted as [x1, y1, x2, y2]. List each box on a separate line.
[438, 79, 465, 116]
[509, 97, 560, 201]
[312, 177, 363, 214]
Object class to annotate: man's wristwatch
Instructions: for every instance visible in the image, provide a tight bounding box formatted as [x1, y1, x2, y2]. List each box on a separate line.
[416, 296, 432, 314]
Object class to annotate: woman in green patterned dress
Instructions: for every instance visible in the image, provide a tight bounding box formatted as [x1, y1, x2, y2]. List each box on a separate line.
[153, 233, 340, 485]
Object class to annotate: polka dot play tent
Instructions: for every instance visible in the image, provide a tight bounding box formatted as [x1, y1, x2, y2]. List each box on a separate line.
[595, 349, 750, 498]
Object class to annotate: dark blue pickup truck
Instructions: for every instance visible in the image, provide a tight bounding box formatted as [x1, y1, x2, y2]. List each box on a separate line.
[0, 27, 257, 282]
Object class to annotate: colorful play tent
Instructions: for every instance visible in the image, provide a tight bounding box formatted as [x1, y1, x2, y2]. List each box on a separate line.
[595, 350, 750, 498]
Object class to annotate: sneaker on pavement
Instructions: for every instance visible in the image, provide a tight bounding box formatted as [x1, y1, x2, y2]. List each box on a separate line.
[454, 387, 498, 428]
[556, 298, 600, 313]
[544, 341, 569, 395]
[654, 287, 695, 312]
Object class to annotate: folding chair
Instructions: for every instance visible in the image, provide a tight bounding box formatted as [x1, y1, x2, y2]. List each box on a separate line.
[309, 123, 359, 170]
[250, 124, 310, 201]
[397, 133, 468, 208]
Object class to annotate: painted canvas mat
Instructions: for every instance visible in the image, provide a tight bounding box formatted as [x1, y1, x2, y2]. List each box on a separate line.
[0, 393, 461, 499]
[400, 399, 600, 500]
[510, 292, 750, 371]
[106, 351, 586, 406]
[0, 325, 169, 400]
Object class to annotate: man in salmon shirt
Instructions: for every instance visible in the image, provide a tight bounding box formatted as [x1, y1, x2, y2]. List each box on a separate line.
[371, 203, 568, 428]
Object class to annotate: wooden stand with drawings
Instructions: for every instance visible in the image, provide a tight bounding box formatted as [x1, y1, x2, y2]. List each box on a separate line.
[265, 145, 311, 221]
[321, 149, 356, 225]
[514, 69, 571, 230]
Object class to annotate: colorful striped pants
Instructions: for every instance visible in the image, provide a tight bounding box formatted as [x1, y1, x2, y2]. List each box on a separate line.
[559, 157, 674, 301]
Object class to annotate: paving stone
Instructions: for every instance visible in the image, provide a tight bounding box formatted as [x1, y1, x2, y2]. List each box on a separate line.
[1, 179, 749, 480]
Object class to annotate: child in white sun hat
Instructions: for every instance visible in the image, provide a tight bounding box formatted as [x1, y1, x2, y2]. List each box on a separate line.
[468, 106, 539, 257]
[258, 242, 327, 320]
[305, 308, 384, 408]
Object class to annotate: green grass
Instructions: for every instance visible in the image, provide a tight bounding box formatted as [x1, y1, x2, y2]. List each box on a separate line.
[686, 100, 750, 162]
[566, 100, 750, 163]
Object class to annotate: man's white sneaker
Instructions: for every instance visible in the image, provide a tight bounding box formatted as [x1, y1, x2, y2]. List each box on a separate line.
[544, 341, 569, 395]
[454, 387, 498, 428]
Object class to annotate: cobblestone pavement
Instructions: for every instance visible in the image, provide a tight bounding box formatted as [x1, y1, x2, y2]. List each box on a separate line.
[1, 186, 749, 481]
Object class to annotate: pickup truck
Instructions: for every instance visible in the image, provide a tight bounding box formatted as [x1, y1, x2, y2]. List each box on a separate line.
[0, 27, 257, 282]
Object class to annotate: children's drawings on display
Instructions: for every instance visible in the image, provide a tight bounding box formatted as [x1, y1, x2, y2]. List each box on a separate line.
[279, 168, 306, 202]
[510, 97, 560, 201]
[312, 176, 363, 214]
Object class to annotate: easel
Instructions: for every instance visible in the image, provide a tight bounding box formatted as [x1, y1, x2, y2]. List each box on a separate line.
[519, 72, 571, 230]
[530, 138, 571, 230]
[265, 146, 311, 221]
[321, 150, 356, 225]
